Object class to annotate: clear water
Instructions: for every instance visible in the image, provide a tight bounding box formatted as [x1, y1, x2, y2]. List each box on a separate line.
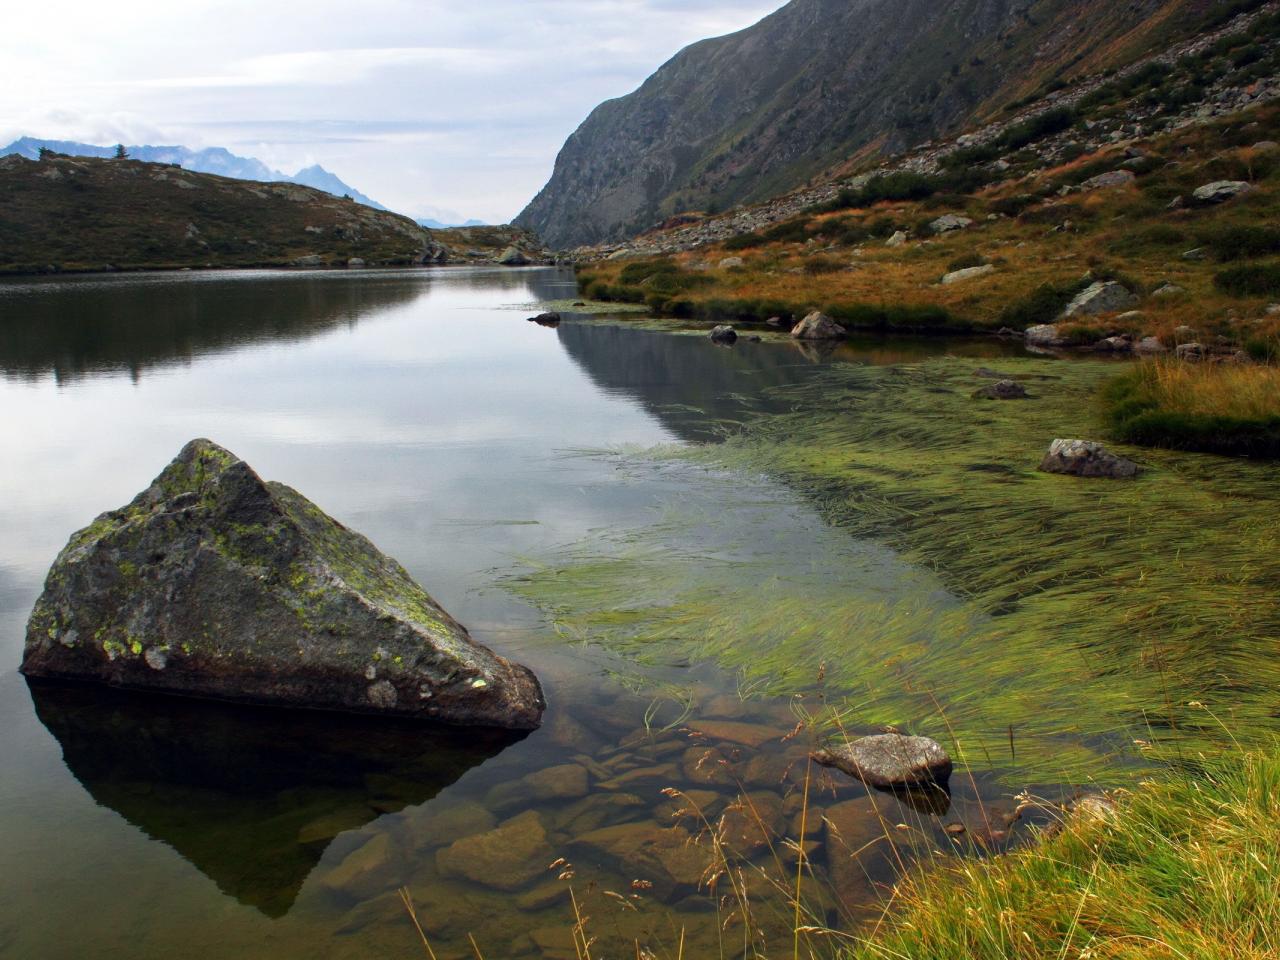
[0, 267, 1045, 960]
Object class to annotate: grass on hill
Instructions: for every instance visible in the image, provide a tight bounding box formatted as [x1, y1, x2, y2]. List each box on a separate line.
[577, 96, 1280, 346]
[1104, 358, 1280, 456]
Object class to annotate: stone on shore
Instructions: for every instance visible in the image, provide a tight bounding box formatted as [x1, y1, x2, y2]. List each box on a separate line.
[1025, 324, 1064, 347]
[21, 439, 544, 729]
[812, 734, 953, 789]
[1038, 439, 1139, 479]
[1060, 281, 1139, 318]
[791, 311, 845, 340]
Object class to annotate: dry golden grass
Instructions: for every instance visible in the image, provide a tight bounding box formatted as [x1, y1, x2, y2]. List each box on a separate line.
[1137, 358, 1280, 418]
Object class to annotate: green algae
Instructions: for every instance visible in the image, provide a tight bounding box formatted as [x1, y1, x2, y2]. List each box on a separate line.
[508, 356, 1280, 785]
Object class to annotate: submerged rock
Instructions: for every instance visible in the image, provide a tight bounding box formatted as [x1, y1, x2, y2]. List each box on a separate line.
[1038, 439, 1139, 479]
[972, 379, 1028, 400]
[21, 439, 544, 729]
[812, 734, 953, 789]
[790, 311, 845, 340]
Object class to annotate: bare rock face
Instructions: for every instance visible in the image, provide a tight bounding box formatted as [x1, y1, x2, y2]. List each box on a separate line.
[791, 311, 846, 340]
[21, 439, 545, 729]
[1038, 439, 1139, 479]
[812, 734, 953, 789]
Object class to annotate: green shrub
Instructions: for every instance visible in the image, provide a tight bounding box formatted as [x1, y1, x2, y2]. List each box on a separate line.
[1214, 262, 1280, 296]
[803, 255, 846, 275]
[1203, 225, 1280, 261]
[998, 278, 1090, 328]
[989, 194, 1036, 217]
[761, 218, 812, 243]
[722, 232, 764, 251]
[946, 252, 988, 272]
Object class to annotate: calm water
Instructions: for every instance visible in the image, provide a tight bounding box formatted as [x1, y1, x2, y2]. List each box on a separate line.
[0, 267, 1044, 960]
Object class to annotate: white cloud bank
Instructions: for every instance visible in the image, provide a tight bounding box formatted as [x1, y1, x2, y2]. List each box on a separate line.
[0, 0, 784, 223]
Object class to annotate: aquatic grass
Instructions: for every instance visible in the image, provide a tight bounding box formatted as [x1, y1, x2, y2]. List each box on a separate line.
[507, 356, 1280, 786]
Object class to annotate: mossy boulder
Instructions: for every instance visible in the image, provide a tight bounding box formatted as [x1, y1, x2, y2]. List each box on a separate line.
[21, 439, 544, 729]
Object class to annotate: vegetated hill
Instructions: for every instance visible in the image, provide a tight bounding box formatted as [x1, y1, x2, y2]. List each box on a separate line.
[517, 0, 1270, 249]
[0, 137, 388, 210]
[0, 153, 446, 274]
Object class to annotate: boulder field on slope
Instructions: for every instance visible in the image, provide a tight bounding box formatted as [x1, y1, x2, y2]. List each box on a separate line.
[21, 439, 545, 729]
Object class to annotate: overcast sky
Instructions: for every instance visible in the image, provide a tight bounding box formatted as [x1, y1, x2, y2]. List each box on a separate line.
[0, 0, 784, 223]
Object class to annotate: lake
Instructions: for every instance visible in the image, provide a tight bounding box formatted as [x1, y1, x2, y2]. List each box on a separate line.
[0, 266, 1099, 959]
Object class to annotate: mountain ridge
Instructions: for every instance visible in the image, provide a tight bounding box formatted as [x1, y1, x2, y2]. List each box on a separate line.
[517, 0, 1267, 249]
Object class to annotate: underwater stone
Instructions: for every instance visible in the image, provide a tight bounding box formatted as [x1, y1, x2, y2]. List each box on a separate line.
[1038, 439, 1139, 479]
[812, 734, 953, 789]
[21, 439, 544, 729]
[435, 810, 552, 891]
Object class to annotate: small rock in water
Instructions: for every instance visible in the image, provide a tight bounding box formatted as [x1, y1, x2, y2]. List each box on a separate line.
[812, 733, 953, 789]
[1038, 439, 1139, 479]
[527, 312, 561, 327]
[709, 324, 738, 343]
[790, 311, 845, 340]
[972, 379, 1028, 400]
[21, 439, 545, 729]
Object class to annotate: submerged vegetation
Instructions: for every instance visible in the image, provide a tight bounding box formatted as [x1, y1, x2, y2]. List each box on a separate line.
[509, 355, 1280, 787]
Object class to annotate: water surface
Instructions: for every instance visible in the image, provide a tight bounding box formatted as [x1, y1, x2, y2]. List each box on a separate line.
[0, 267, 1050, 959]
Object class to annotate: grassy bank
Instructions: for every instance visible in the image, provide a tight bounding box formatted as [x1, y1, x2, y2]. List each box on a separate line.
[1105, 359, 1280, 456]
[577, 99, 1280, 346]
[848, 746, 1280, 960]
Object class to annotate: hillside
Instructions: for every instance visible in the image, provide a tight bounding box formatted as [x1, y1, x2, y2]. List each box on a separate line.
[0, 138, 388, 210]
[0, 153, 446, 274]
[517, 0, 1269, 249]
[575, 3, 1280, 356]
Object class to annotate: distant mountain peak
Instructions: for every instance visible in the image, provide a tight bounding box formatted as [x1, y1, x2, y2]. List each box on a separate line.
[0, 137, 388, 212]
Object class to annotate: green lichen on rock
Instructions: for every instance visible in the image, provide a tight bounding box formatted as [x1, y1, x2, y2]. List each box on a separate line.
[22, 439, 544, 729]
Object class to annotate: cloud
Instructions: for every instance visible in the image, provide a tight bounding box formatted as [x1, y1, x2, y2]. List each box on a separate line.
[0, 0, 785, 223]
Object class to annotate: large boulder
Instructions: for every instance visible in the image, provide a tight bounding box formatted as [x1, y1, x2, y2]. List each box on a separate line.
[21, 439, 544, 729]
[812, 734, 953, 789]
[497, 246, 530, 266]
[1038, 439, 1139, 479]
[1025, 323, 1064, 347]
[941, 264, 995, 285]
[1060, 281, 1139, 318]
[791, 311, 846, 340]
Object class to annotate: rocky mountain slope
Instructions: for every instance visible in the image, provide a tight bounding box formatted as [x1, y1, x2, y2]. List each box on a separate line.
[1, 137, 388, 210]
[517, 0, 1268, 249]
[0, 152, 446, 274]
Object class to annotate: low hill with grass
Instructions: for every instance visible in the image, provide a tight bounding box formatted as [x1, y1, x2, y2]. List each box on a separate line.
[0, 152, 448, 275]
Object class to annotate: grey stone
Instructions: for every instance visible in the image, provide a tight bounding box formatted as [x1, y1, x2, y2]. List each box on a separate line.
[1134, 336, 1167, 354]
[1061, 281, 1139, 318]
[941, 264, 995, 285]
[497, 246, 530, 266]
[1192, 180, 1254, 204]
[1175, 342, 1206, 361]
[790, 311, 845, 340]
[1038, 439, 1139, 479]
[885, 230, 908, 247]
[709, 324, 738, 343]
[1152, 283, 1184, 297]
[812, 734, 953, 789]
[346, 257, 366, 268]
[1025, 324, 1064, 346]
[1080, 169, 1136, 191]
[1181, 248, 1207, 261]
[929, 214, 973, 234]
[21, 439, 544, 729]
[1094, 336, 1132, 352]
[718, 256, 744, 269]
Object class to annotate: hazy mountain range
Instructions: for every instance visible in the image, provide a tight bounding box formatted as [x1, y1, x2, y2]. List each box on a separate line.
[0, 137, 482, 227]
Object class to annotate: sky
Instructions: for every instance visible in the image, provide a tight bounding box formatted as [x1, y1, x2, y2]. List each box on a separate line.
[0, 0, 784, 224]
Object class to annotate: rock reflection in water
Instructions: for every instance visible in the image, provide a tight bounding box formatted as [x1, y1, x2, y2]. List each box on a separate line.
[27, 679, 521, 918]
